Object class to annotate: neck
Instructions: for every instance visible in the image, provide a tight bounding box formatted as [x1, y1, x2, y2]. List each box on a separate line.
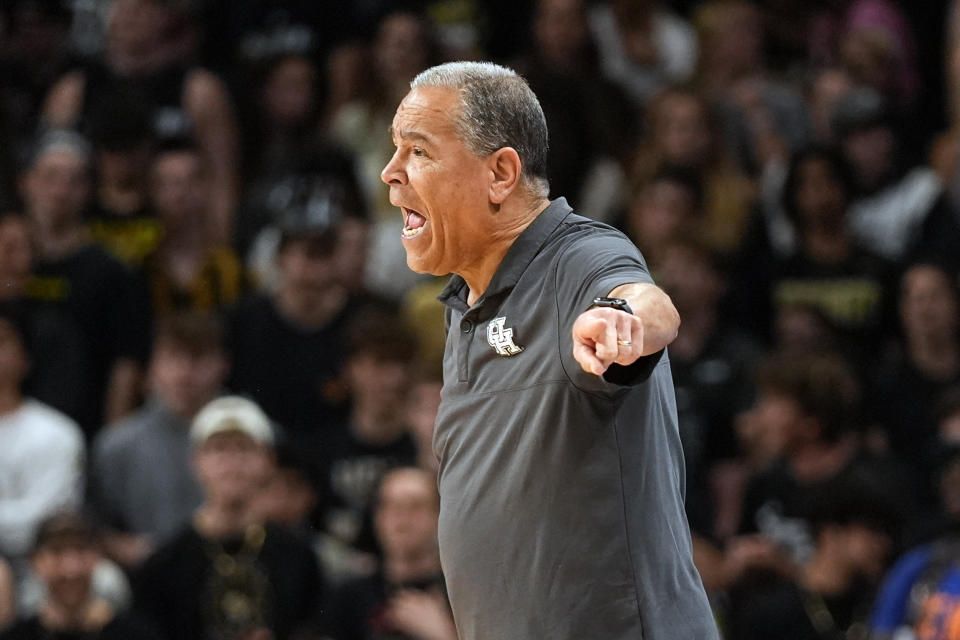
[463, 198, 549, 306]
[275, 285, 346, 329]
[788, 435, 857, 483]
[384, 547, 442, 585]
[40, 597, 111, 632]
[31, 218, 87, 261]
[351, 403, 406, 445]
[802, 550, 852, 595]
[0, 387, 23, 416]
[909, 335, 960, 379]
[803, 225, 850, 264]
[194, 501, 257, 538]
[98, 182, 146, 216]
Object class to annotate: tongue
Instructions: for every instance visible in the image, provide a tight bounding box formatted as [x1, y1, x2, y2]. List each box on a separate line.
[407, 211, 426, 229]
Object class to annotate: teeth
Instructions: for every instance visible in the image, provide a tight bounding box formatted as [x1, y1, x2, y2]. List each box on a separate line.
[403, 226, 422, 238]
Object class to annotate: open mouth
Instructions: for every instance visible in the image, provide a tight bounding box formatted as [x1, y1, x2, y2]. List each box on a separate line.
[401, 207, 426, 239]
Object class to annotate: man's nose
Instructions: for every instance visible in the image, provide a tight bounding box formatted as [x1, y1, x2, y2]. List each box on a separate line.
[381, 150, 406, 185]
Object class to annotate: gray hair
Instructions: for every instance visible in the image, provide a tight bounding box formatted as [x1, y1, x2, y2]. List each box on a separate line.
[410, 61, 550, 198]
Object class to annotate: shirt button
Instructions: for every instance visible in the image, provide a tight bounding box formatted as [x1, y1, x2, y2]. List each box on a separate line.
[461, 320, 473, 333]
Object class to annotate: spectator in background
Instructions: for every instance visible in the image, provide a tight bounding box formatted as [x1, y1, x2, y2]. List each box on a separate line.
[733, 351, 916, 569]
[239, 51, 326, 196]
[85, 97, 162, 270]
[0, 304, 84, 572]
[0, 213, 31, 301]
[513, 0, 637, 219]
[868, 446, 960, 640]
[725, 479, 899, 640]
[832, 87, 955, 264]
[869, 262, 960, 478]
[0, 557, 12, 629]
[228, 190, 357, 445]
[42, 0, 240, 245]
[631, 85, 756, 258]
[587, 0, 698, 111]
[618, 164, 704, 270]
[406, 368, 443, 475]
[90, 313, 228, 570]
[0, 513, 162, 640]
[321, 309, 418, 561]
[761, 145, 892, 363]
[146, 142, 245, 316]
[328, 9, 441, 299]
[322, 467, 456, 640]
[19, 130, 150, 435]
[693, 0, 810, 173]
[655, 237, 760, 539]
[134, 396, 321, 640]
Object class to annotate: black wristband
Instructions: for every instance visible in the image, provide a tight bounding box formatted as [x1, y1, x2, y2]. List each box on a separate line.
[590, 296, 633, 315]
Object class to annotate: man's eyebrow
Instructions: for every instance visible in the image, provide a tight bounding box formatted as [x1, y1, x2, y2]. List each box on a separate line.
[388, 125, 432, 143]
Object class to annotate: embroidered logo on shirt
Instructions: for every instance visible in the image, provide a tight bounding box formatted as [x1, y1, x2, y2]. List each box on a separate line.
[487, 317, 524, 356]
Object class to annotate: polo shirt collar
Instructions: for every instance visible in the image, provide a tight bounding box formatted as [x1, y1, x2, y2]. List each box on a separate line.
[438, 197, 572, 311]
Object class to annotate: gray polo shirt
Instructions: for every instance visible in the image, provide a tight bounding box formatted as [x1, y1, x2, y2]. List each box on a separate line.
[435, 198, 718, 639]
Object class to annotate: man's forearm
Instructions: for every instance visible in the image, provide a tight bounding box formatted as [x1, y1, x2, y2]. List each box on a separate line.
[609, 282, 680, 355]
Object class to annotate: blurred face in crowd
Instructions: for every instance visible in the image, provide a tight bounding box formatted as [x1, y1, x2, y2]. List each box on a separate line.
[735, 392, 809, 468]
[841, 126, 894, 193]
[653, 93, 712, 168]
[899, 265, 959, 346]
[375, 468, 440, 559]
[347, 352, 409, 419]
[375, 12, 431, 87]
[32, 539, 99, 612]
[194, 431, 273, 507]
[0, 216, 32, 297]
[333, 217, 369, 293]
[407, 379, 442, 451]
[0, 319, 28, 391]
[262, 55, 318, 131]
[256, 466, 316, 527]
[656, 243, 723, 315]
[626, 179, 698, 255]
[276, 234, 340, 297]
[824, 522, 892, 581]
[698, 1, 764, 76]
[107, 0, 171, 56]
[793, 156, 847, 227]
[149, 339, 227, 418]
[97, 142, 152, 194]
[809, 69, 853, 143]
[150, 150, 209, 231]
[534, 0, 589, 68]
[382, 86, 497, 277]
[20, 149, 91, 229]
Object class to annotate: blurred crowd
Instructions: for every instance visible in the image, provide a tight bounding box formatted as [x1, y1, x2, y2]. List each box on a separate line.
[0, 0, 959, 638]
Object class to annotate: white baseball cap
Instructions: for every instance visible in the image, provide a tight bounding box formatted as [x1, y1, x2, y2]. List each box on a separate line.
[190, 396, 274, 447]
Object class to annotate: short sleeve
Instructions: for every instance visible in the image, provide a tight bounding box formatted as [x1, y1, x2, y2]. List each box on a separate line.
[554, 226, 664, 391]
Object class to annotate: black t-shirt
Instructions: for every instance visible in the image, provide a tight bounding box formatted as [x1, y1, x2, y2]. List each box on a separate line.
[739, 451, 918, 558]
[322, 571, 448, 640]
[86, 205, 164, 271]
[768, 246, 894, 366]
[226, 294, 352, 439]
[132, 522, 321, 640]
[670, 323, 760, 535]
[0, 612, 163, 640]
[321, 427, 418, 553]
[25, 243, 151, 435]
[725, 571, 867, 640]
[868, 344, 960, 480]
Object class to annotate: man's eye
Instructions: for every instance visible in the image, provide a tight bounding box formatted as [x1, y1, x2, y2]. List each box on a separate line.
[412, 147, 425, 157]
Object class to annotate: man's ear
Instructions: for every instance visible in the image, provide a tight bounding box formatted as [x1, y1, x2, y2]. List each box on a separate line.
[488, 147, 522, 205]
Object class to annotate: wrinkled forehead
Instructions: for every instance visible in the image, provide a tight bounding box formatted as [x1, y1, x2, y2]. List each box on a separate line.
[390, 86, 462, 143]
